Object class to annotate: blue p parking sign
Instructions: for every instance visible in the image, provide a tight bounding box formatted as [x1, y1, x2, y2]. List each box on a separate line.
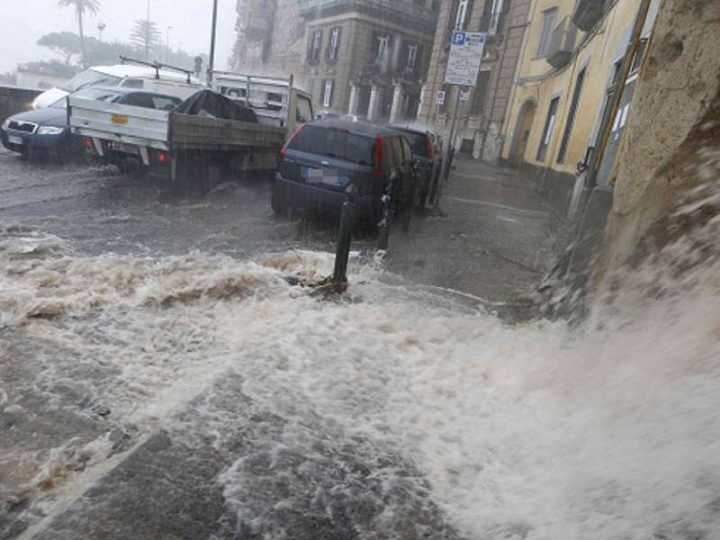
[453, 31, 466, 45]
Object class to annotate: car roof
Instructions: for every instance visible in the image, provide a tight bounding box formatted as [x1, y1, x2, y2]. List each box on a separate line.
[90, 65, 200, 84]
[308, 118, 404, 138]
[388, 122, 437, 136]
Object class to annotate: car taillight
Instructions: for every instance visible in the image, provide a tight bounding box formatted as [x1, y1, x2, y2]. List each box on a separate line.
[372, 136, 383, 177]
[280, 124, 305, 160]
[426, 135, 434, 159]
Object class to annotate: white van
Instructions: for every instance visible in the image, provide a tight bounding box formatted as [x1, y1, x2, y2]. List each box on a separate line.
[212, 72, 314, 129]
[33, 63, 202, 109]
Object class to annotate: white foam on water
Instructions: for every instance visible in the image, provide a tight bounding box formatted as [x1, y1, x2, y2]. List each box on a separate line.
[1, 191, 719, 538]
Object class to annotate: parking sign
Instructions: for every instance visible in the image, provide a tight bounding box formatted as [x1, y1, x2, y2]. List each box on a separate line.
[445, 31, 487, 87]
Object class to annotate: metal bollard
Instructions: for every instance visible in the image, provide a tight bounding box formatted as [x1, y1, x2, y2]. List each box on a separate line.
[333, 200, 355, 285]
[376, 179, 394, 251]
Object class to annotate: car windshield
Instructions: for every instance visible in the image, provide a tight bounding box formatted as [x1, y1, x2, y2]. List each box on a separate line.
[289, 125, 374, 165]
[60, 69, 122, 93]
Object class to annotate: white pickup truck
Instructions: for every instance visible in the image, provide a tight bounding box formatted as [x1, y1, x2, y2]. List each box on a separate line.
[68, 89, 293, 190]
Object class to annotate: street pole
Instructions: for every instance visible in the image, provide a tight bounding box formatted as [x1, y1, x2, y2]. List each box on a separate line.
[145, 0, 151, 61]
[166, 26, 173, 63]
[433, 86, 461, 208]
[208, 0, 219, 85]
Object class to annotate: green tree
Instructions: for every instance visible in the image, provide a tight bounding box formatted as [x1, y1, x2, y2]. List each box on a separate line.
[57, 0, 101, 68]
[37, 32, 82, 64]
[130, 19, 161, 61]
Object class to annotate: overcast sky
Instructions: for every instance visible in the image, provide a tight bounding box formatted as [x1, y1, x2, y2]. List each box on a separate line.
[0, 0, 237, 73]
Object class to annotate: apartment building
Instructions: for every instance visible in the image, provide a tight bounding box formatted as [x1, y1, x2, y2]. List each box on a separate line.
[501, 0, 660, 219]
[418, 0, 533, 162]
[299, 0, 440, 121]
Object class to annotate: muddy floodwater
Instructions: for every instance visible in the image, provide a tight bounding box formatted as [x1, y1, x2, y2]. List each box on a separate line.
[1, 151, 719, 539]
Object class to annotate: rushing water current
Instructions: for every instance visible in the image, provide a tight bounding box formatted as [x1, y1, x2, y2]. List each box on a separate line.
[0, 192, 719, 538]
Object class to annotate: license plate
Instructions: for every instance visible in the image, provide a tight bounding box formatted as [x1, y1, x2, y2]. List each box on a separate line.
[8, 135, 23, 145]
[111, 113, 129, 125]
[303, 166, 348, 187]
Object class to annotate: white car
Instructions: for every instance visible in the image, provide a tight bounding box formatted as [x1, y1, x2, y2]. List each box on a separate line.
[33, 64, 202, 109]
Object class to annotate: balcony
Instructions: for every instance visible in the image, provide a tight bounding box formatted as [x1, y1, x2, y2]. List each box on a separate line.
[546, 16, 578, 69]
[298, 0, 438, 33]
[573, 0, 606, 31]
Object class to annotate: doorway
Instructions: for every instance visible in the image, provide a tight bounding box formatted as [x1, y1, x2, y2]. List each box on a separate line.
[510, 100, 537, 165]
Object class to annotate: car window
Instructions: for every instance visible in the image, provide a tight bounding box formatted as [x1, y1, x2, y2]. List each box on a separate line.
[401, 130, 431, 158]
[288, 125, 374, 165]
[121, 79, 145, 89]
[60, 69, 122, 92]
[152, 96, 181, 111]
[297, 96, 313, 123]
[119, 93, 156, 109]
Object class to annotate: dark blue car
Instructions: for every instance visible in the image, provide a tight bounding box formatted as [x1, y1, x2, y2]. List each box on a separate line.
[273, 118, 417, 225]
[1, 88, 181, 160]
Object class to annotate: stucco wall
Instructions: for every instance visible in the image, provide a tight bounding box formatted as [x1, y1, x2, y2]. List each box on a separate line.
[599, 0, 720, 273]
[0, 86, 42, 125]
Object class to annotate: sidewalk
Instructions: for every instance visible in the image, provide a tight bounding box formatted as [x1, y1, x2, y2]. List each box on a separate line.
[385, 156, 554, 306]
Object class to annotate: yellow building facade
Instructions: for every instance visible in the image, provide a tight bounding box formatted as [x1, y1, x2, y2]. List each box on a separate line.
[501, 0, 659, 218]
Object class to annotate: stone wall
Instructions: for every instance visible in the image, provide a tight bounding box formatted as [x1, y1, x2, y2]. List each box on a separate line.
[0, 86, 41, 125]
[598, 0, 720, 274]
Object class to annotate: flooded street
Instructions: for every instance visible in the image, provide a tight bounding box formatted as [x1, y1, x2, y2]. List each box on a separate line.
[0, 147, 718, 539]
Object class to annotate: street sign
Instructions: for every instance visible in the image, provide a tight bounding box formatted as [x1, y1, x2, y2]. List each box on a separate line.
[435, 91, 446, 105]
[459, 86, 472, 101]
[445, 31, 487, 87]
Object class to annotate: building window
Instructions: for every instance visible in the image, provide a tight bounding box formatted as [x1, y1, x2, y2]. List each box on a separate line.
[308, 30, 323, 64]
[557, 68, 586, 164]
[322, 79, 334, 108]
[470, 70, 491, 116]
[327, 26, 342, 63]
[487, 0, 504, 35]
[537, 96, 560, 161]
[406, 43, 418, 74]
[536, 8, 558, 57]
[376, 35, 390, 64]
[455, 0, 471, 30]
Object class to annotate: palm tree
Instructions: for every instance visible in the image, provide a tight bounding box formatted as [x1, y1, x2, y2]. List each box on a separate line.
[58, 0, 101, 67]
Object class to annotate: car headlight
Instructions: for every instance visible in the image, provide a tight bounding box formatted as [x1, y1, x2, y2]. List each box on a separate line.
[37, 126, 65, 135]
[1, 118, 9, 131]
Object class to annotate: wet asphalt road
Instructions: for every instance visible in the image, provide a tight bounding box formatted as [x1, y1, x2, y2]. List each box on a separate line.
[0, 148, 551, 303]
[0, 148, 552, 539]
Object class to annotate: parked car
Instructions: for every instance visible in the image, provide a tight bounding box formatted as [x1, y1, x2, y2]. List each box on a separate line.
[1, 88, 182, 160]
[272, 118, 417, 227]
[389, 123, 441, 208]
[32, 62, 201, 110]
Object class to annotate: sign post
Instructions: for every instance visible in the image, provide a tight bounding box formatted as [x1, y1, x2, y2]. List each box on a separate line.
[434, 31, 487, 208]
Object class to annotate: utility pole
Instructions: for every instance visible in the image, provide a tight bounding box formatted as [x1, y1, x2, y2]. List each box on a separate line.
[166, 26, 173, 63]
[207, 0, 219, 85]
[145, 0, 151, 61]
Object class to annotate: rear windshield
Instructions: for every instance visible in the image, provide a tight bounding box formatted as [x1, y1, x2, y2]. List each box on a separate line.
[289, 125, 374, 165]
[399, 130, 431, 158]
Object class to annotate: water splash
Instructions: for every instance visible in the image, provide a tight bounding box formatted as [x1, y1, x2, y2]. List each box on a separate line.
[1, 179, 719, 538]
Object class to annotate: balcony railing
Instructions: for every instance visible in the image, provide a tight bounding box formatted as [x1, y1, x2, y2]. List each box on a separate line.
[573, 0, 606, 31]
[546, 16, 578, 69]
[298, 0, 438, 32]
